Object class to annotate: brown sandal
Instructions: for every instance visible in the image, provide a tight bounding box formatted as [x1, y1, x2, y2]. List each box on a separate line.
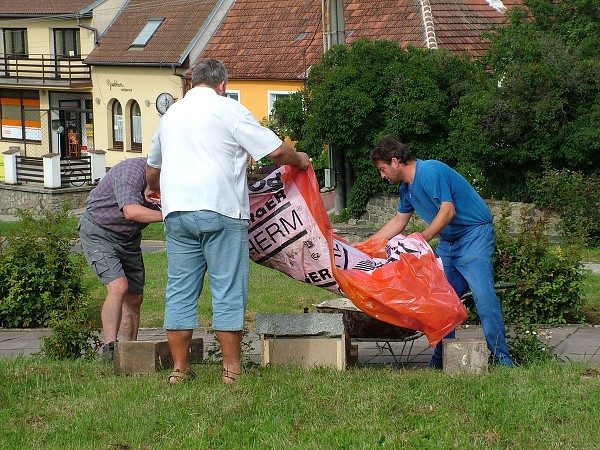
[222, 368, 240, 384]
[168, 369, 194, 384]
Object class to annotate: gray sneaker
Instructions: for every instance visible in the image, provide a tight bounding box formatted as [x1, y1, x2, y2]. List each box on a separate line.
[101, 341, 116, 362]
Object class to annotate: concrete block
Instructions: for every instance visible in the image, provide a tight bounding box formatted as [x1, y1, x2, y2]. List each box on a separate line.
[261, 336, 347, 370]
[114, 338, 203, 374]
[256, 313, 347, 370]
[443, 338, 489, 375]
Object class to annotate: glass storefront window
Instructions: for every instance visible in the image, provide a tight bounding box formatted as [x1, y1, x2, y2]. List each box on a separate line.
[0, 89, 40, 141]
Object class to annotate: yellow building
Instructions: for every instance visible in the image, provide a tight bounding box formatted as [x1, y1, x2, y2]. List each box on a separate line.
[84, 0, 236, 167]
[0, 0, 127, 172]
[88, 65, 184, 168]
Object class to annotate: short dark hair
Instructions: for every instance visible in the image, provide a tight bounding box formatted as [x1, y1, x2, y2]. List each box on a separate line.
[370, 135, 414, 165]
[191, 58, 228, 88]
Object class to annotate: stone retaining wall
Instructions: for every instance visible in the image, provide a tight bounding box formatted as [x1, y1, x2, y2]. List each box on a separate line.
[335, 194, 560, 244]
[0, 183, 91, 215]
[0, 184, 561, 244]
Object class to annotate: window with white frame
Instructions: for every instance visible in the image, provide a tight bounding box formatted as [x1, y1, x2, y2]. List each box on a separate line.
[112, 101, 123, 150]
[226, 90, 240, 102]
[54, 28, 80, 57]
[0, 89, 40, 141]
[130, 101, 142, 152]
[3, 29, 28, 57]
[268, 91, 293, 118]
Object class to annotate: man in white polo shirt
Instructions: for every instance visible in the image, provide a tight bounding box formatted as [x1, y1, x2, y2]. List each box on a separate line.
[146, 58, 310, 384]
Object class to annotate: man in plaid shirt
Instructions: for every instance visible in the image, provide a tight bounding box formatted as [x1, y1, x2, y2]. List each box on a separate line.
[79, 157, 163, 360]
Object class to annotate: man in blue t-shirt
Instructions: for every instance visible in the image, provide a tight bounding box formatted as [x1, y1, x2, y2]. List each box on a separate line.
[368, 135, 513, 368]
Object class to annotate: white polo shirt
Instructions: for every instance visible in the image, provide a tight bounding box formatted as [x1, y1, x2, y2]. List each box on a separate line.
[147, 87, 282, 219]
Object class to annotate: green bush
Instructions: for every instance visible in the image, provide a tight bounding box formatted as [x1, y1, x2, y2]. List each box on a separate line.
[493, 201, 584, 325]
[507, 325, 556, 366]
[289, 39, 487, 218]
[41, 308, 100, 360]
[0, 208, 88, 328]
[329, 208, 351, 224]
[527, 169, 600, 247]
[449, 0, 600, 201]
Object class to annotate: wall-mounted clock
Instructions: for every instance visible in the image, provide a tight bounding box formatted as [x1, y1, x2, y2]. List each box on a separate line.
[156, 92, 175, 115]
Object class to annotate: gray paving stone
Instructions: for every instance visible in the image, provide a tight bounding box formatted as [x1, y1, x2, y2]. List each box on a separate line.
[0, 325, 598, 369]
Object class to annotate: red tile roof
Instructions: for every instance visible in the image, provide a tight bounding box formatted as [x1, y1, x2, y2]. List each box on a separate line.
[344, 0, 425, 48]
[85, 0, 221, 66]
[199, 0, 522, 80]
[429, 0, 522, 57]
[0, 0, 98, 15]
[201, 0, 324, 80]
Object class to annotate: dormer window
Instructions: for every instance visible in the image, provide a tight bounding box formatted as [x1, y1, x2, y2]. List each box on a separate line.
[130, 19, 164, 48]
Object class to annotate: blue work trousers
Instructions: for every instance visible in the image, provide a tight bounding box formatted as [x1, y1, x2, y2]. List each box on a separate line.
[430, 224, 513, 368]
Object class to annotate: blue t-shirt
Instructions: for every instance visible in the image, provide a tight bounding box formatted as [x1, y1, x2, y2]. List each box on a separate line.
[398, 159, 492, 242]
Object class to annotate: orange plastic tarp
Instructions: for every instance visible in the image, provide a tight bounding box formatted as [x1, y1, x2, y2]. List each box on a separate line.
[248, 165, 467, 346]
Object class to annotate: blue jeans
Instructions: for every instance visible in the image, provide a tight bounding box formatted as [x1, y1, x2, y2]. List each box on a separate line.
[429, 224, 513, 368]
[163, 210, 249, 332]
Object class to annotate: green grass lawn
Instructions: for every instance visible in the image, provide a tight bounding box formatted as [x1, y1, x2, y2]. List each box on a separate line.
[581, 270, 600, 323]
[1, 358, 599, 448]
[141, 221, 167, 241]
[85, 250, 334, 329]
[82, 224, 600, 327]
[5, 217, 599, 326]
[3, 220, 600, 448]
[581, 246, 600, 262]
[85, 251, 600, 328]
[0, 221, 21, 235]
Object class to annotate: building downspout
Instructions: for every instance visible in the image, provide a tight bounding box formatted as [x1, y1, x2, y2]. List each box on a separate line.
[171, 64, 189, 97]
[77, 17, 99, 44]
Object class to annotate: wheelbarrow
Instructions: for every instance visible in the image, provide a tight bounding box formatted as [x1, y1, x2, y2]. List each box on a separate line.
[314, 298, 423, 365]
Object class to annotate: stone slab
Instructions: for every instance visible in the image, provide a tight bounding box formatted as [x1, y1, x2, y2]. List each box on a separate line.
[443, 338, 489, 375]
[255, 312, 345, 337]
[114, 338, 203, 374]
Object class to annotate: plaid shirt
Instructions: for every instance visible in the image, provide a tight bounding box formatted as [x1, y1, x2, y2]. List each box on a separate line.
[86, 157, 158, 236]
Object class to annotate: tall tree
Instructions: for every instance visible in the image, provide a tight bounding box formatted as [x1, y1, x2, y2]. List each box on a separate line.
[450, 0, 600, 200]
[294, 39, 484, 216]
